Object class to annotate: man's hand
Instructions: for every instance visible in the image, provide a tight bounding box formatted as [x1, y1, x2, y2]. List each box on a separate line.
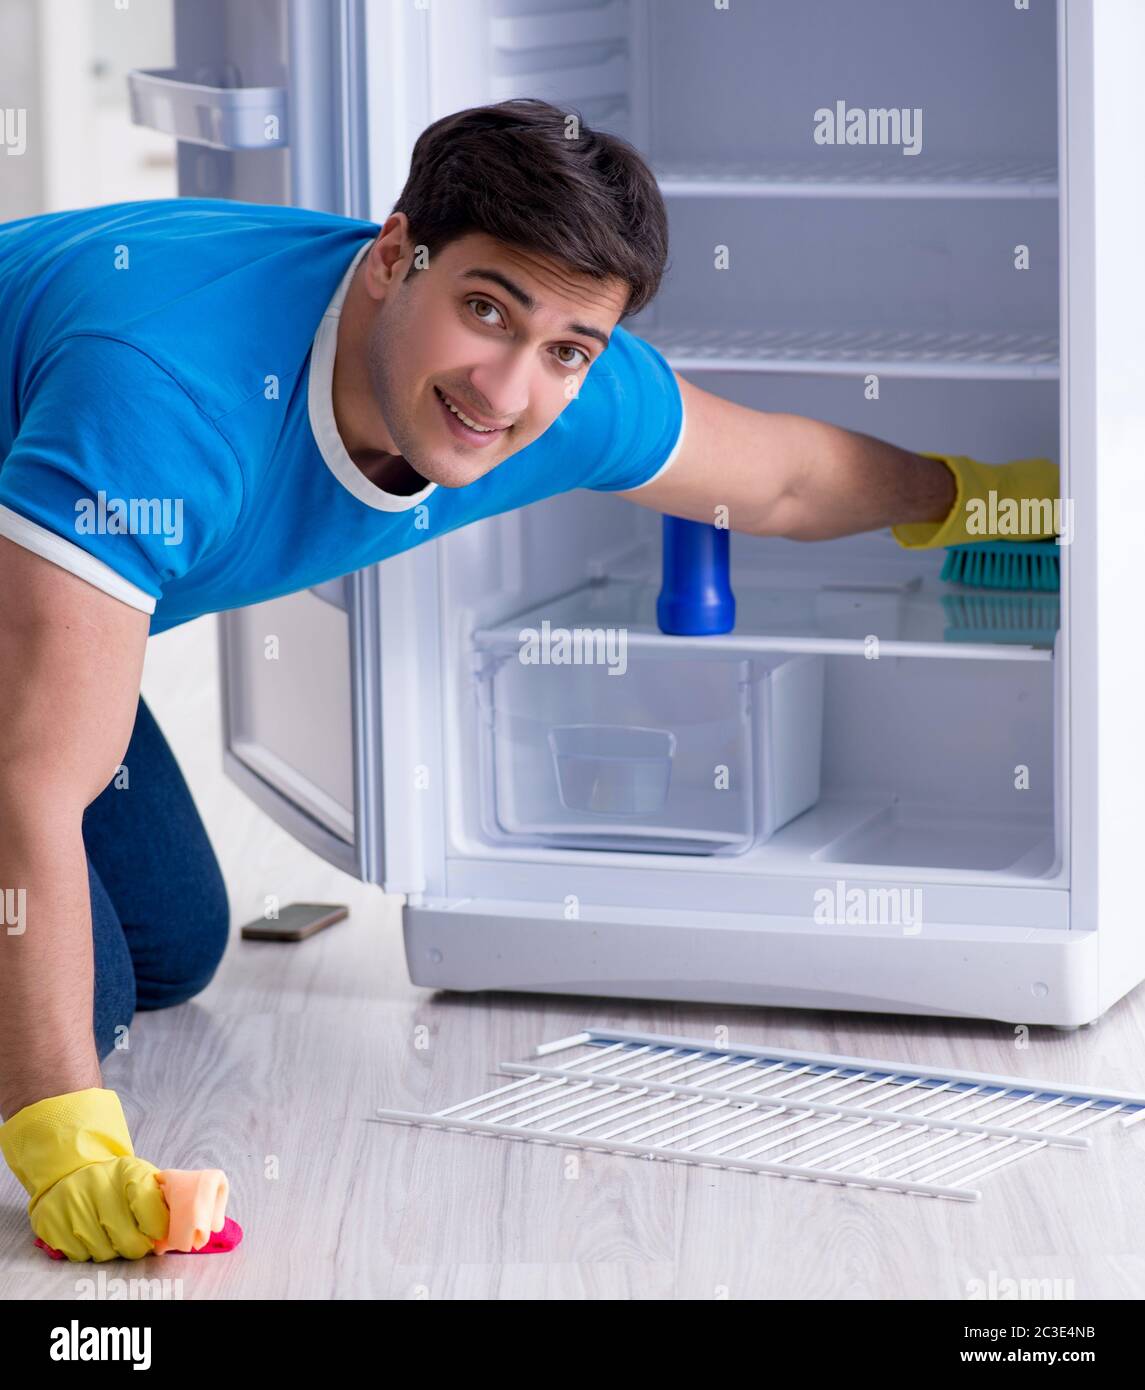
[616, 372, 957, 541]
[0, 1088, 170, 1262]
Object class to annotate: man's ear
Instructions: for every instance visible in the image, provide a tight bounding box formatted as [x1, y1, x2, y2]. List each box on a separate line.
[365, 214, 412, 299]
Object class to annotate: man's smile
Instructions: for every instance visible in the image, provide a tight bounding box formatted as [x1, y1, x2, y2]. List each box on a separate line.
[434, 384, 511, 445]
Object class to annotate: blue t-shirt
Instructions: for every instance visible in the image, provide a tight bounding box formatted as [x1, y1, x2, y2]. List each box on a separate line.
[0, 198, 684, 634]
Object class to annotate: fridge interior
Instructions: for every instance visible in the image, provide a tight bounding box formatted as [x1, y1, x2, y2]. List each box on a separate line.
[425, 0, 1065, 893]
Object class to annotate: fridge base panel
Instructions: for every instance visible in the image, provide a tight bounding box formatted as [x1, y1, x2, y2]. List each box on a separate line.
[403, 900, 1104, 1027]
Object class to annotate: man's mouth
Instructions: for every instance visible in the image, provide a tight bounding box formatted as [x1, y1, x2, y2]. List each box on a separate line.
[434, 385, 509, 446]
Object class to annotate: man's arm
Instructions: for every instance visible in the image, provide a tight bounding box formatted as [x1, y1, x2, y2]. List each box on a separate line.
[0, 536, 150, 1120]
[616, 372, 956, 540]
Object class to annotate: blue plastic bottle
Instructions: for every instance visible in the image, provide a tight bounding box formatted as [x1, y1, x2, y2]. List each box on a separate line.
[656, 515, 736, 635]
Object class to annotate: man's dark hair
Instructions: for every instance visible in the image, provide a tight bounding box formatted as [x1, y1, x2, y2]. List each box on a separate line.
[390, 98, 670, 320]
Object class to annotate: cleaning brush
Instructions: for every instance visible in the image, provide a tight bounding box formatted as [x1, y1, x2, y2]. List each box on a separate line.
[941, 591, 1060, 646]
[940, 539, 1060, 591]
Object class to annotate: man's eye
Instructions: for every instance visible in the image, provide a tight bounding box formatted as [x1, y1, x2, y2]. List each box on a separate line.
[467, 297, 503, 327]
[554, 345, 589, 369]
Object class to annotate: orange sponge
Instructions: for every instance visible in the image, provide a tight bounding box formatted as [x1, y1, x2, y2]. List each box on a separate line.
[152, 1169, 229, 1254]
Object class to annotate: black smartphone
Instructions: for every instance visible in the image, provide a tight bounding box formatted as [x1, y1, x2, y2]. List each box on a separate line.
[240, 902, 349, 942]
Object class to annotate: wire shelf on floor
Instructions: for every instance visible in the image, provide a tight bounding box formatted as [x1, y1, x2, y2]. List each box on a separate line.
[376, 1029, 1145, 1203]
[645, 323, 1059, 380]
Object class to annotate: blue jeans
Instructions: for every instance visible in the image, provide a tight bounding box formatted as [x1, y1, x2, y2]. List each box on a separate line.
[85, 696, 230, 1061]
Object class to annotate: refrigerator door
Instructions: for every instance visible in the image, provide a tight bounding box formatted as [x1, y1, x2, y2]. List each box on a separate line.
[132, 0, 388, 880]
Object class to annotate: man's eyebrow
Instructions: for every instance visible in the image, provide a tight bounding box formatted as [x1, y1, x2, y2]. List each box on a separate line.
[459, 268, 612, 351]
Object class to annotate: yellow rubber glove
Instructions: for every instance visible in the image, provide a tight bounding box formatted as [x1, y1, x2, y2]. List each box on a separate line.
[891, 452, 1061, 550]
[0, 1087, 170, 1262]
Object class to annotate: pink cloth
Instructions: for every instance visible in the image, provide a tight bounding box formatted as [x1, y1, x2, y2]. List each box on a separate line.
[35, 1215, 243, 1260]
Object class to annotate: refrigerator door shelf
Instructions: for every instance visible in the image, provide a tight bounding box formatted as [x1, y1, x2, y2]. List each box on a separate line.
[127, 67, 288, 151]
[308, 576, 351, 612]
[472, 643, 824, 855]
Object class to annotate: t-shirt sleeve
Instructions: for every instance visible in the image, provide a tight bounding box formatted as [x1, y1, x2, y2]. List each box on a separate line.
[0, 334, 244, 614]
[573, 324, 686, 493]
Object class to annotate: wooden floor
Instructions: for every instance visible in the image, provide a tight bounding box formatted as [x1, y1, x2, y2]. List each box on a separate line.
[2, 615, 1143, 1299]
[3, 901, 1144, 1300]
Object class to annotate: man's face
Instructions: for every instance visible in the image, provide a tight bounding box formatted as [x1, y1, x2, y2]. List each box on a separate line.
[362, 218, 630, 488]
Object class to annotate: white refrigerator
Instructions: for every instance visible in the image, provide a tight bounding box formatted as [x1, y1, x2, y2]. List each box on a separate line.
[128, 0, 1145, 1027]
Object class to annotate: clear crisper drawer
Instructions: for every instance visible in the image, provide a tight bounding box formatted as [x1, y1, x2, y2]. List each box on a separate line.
[472, 641, 824, 855]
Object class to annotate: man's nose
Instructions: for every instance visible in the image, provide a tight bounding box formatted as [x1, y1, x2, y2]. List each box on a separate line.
[468, 350, 532, 424]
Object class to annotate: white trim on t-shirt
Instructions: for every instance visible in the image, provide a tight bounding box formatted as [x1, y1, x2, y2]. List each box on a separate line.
[307, 239, 439, 513]
[0, 503, 158, 613]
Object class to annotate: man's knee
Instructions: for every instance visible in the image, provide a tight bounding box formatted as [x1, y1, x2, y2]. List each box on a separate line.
[136, 871, 231, 1011]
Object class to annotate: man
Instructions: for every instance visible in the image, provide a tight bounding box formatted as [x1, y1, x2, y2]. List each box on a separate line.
[0, 99, 1056, 1261]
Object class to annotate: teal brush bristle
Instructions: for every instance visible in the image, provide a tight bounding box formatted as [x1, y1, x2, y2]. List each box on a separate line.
[941, 592, 1060, 646]
[940, 540, 1060, 591]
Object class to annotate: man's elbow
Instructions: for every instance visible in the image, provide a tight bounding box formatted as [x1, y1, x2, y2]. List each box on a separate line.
[730, 489, 831, 542]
